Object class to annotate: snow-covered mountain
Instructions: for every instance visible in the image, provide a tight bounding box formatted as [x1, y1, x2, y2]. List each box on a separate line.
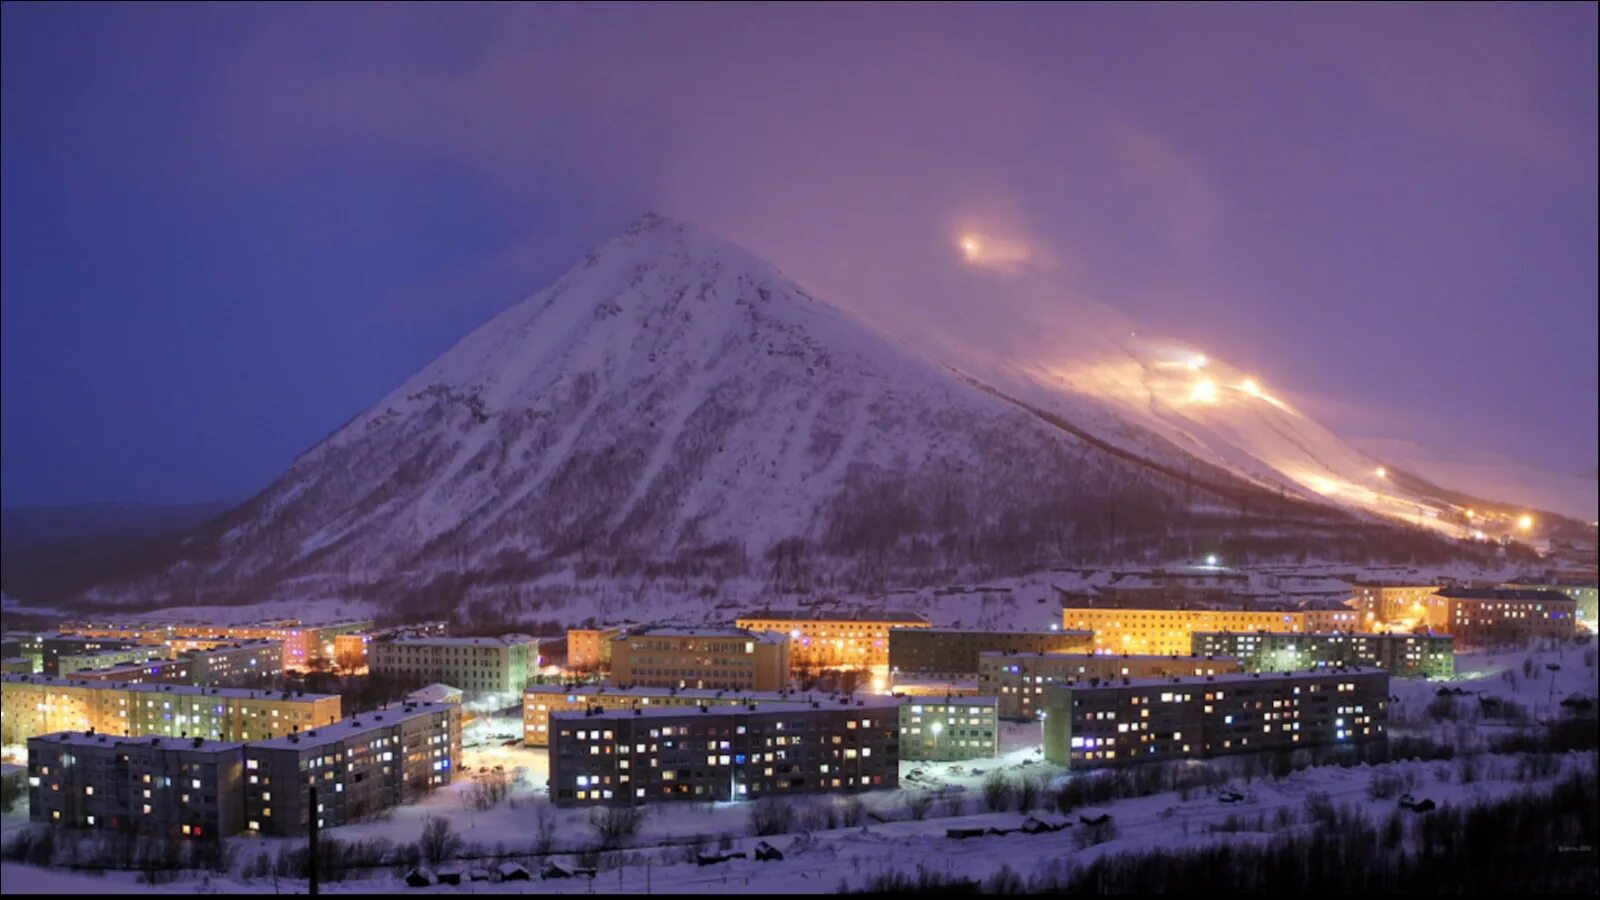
[83, 215, 1515, 615]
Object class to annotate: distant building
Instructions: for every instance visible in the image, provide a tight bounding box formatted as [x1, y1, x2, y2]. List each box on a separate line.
[1061, 605, 1364, 656]
[369, 634, 538, 697]
[28, 732, 246, 839]
[523, 684, 822, 747]
[243, 702, 461, 836]
[1, 675, 341, 746]
[608, 626, 790, 691]
[887, 676, 982, 698]
[566, 623, 640, 674]
[1500, 580, 1598, 634]
[1192, 631, 1454, 678]
[735, 610, 930, 671]
[888, 628, 1094, 678]
[69, 657, 192, 685]
[0, 633, 43, 673]
[1042, 668, 1389, 769]
[184, 640, 284, 687]
[898, 696, 997, 761]
[55, 645, 166, 676]
[1349, 581, 1444, 631]
[979, 652, 1242, 719]
[548, 697, 899, 805]
[40, 634, 142, 676]
[1427, 588, 1578, 646]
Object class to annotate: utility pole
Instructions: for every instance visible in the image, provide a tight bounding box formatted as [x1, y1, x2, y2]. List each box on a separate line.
[308, 785, 319, 895]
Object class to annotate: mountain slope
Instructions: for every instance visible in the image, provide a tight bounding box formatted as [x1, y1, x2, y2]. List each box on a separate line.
[81, 216, 1489, 614]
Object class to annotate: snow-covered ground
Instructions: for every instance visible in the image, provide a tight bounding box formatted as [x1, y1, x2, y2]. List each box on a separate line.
[4, 640, 1593, 894]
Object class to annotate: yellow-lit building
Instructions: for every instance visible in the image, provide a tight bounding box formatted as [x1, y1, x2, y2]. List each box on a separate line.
[608, 626, 790, 691]
[1062, 606, 1364, 656]
[1351, 582, 1443, 631]
[565, 623, 638, 673]
[736, 609, 930, 671]
[1, 674, 341, 747]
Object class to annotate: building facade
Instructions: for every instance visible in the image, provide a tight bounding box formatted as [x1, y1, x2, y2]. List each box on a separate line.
[41, 635, 142, 676]
[888, 628, 1094, 677]
[55, 646, 166, 676]
[898, 696, 997, 761]
[369, 634, 538, 697]
[27, 732, 245, 839]
[1061, 606, 1365, 656]
[548, 697, 899, 806]
[1501, 581, 1598, 634]
[566, 623, 639, 674]
[523, 684, 819, 747]
[1350, 582, 1443, 631]
[1192, 631, 1454, 678]
[1429, 589, 1578, 646]
[608, 627, 790, 691]
[1042, 668, 1389, 769]
[979, 652, 1242, 719]
[242, 702, 461, 836]
[2, 675, 341, 746]
[736, 610, 930, 671]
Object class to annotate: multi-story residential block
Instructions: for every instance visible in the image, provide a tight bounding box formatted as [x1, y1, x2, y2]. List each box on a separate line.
[332, 622, 450, 673]
[608, 626, 790, 691]
[1061, 605, 1365, 656]
[242, 702, 461, 836]
[566, 623, 640, 673]
[1192, 631, 1454, 678]
[1427, 588, 1578, 646]
[70, 658, 193, 685]
[369, 634, 538, 697]
[55, 623, 174, 645]
[2, 657, 35, 675]
[27, 731, 245, 839]
[41, 634, 142, 676]
[1500, 580, 1598, 634]
[183, 640, 284, 687]
[898, 696, 997, 761]
[548, 696, 900, 806]
[55, 646, 167, 676]
[1349, 581, 1444, 630]
[735, 610, 930, 671]
[888, 628, 1095, 678]
[1041, 668, 1389, 769]
[1, 632, 44, 673]
[523, 684, 823, 747]
[886, 676, 982, 698]
[979, 652, 1242, 719]
[1, 675, 341, 746]
[282, 620, 375, 671]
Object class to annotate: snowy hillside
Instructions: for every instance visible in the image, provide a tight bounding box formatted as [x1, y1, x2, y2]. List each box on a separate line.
[79, 216, 1510, 615]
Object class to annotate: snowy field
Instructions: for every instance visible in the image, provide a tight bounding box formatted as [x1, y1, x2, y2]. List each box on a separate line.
[3, 640, 1595, 894]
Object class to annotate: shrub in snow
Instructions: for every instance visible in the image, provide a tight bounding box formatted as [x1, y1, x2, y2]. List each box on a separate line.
[750, 796, 797, 836]
[590, 806, 645, 848]
[982, 771, 1014, 812]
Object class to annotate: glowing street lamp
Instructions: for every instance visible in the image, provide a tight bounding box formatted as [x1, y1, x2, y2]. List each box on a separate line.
[1205, 554, 1219, 567]
[1518, 514, 1534, 531]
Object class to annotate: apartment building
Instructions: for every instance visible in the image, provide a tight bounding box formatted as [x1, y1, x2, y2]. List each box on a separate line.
[979, 652, 1242, 719]
[1429, 588, 1578, 646]
[0, 633, 44, 673]
[1350, 581, 1443, 630]
[1042, 668, 1389, 769]
[608, 626, 790, 691]
[41, 634, 142, 676]
[55, 646, 166, 676]
[1192, 631, 1454, 678]
[1062, 605, 1365, 656]
[566, 623, 641, 673]
[56, 623, 174, 645]
[71, 658, 193, 685]
[736, 610, 929, 671]
[1, 675, 341, 746]
[898, 696, 998, 761]
[523, 684, 820, 747]
[242, 702, 462, 837]
[548, 696, 900, 806]
[888, 628, 1095, 678]
[1499, 580, 1597, 634]
[27, 732, 245, 839]
[369, 634, 538, 697]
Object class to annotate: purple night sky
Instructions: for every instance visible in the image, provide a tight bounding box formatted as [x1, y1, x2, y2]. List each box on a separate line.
[2, 3, 1595, 512]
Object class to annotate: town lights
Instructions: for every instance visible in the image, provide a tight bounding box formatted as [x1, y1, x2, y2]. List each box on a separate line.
[1190, 379, 1217, 403]
[1518, 514, 1534, 531]
[1240, 378, 1261, 397]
